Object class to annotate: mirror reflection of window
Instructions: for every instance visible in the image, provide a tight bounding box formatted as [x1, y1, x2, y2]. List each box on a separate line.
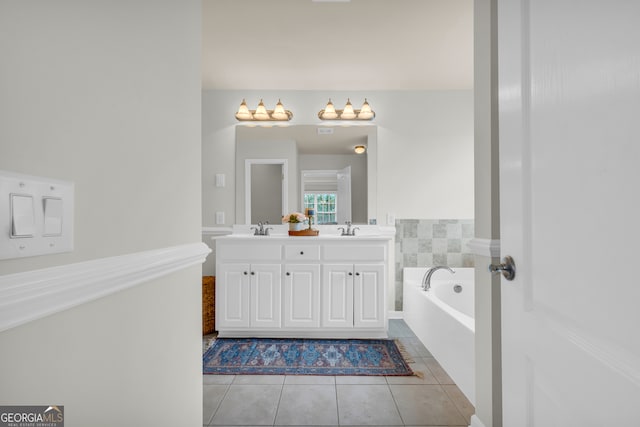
[301, 168, 351, 225]
[304, 193, 337, 224]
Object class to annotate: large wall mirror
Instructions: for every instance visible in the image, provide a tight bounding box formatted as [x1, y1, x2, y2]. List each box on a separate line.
[235, 125, 377, 225]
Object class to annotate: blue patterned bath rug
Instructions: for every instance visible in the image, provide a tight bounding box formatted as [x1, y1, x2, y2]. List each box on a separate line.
[203, 338, 414, 376]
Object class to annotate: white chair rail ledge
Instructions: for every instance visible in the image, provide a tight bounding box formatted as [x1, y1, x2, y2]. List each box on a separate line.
[0, 242, 211, 332]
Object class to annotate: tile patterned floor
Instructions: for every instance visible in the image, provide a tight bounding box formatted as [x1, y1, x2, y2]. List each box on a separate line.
[203, 319, 474, 426]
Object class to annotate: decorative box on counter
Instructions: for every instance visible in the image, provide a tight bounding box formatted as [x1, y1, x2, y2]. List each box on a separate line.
[288, 228, 319, 236]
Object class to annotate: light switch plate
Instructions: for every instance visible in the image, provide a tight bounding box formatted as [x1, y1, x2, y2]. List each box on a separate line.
[387, 213, 396, 225]
[1, 170, 74, 260]
[215, 211, 225, 225]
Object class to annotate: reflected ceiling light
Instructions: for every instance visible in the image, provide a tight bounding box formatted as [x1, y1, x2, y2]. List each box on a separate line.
[235, 99, 293, 121]
[318, 98, 375, 120]
[354, 145, 366, 154]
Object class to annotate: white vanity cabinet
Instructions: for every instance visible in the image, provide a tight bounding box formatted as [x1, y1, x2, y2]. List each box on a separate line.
[321, 243, 387, 330]
[216, 263, 250, 328]
[322, 263, 386, 329]
[216, 263, 281, 329]
[283, 263, 321, 328]
[215, 235, 390, 338]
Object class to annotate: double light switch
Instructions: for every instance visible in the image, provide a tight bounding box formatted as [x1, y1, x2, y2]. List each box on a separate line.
[2, 170, 73, 260]
[10, 194, 64, 238]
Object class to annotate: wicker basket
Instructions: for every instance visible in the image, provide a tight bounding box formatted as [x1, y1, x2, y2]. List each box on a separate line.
[202, 276, 215, 335]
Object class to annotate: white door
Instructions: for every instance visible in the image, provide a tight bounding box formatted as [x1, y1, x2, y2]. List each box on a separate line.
[353, 264, 385, 328]
[283, 264, 321, 328]
[337, 165, 352, 224]
[216, 263, 250, 328]
[321, 264, 354, 328]
[498, 0, 640, 425]
[249, 264, 281, 328]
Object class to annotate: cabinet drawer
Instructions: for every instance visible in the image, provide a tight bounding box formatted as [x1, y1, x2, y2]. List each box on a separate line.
[322, 245, 386, 262]
[284, 245, 320, 261]
[218, 243, 282, 261]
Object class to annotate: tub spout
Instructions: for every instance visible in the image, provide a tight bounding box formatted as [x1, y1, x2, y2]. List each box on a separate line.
[422, 266, 455, 291]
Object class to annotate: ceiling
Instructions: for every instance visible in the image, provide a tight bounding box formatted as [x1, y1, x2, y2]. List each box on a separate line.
[202, 0, 474, 91]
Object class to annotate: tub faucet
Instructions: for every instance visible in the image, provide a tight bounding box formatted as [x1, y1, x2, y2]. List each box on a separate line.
[422, 266, 455, 291]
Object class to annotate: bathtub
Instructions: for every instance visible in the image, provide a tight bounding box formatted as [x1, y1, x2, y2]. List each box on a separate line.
[403, 267, 475, 405]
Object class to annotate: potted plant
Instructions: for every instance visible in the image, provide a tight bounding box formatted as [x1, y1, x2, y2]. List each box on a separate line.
[282, 212, 307, 231]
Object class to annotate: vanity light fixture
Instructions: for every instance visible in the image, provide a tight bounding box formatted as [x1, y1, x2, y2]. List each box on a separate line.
[318, 98, 375, 121]
[354, 145, 366, 154]
[235, 99, 293, 121]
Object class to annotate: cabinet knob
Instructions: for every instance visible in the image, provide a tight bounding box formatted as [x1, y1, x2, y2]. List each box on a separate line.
[355, 272, 360, 276]
[348, 272, 353, 276]
[243, 271, 248, 275]
[286, 272, 291, 276]
[251, 271, 255, 275]
[300, 251, 304, 255]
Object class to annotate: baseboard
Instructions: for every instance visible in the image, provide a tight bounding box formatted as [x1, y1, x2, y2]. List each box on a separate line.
[469, 414, 487, 427]
[0, 242, 211, 332]
[388, 310, 403, 319]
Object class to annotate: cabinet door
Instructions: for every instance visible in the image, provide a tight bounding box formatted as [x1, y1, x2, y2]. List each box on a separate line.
[216, 263, 250, 328]
[249, 263, 282, 328]
[353, 264, 386, 328]
[283, 264, 321, 328]
[321, 264, 354, 328]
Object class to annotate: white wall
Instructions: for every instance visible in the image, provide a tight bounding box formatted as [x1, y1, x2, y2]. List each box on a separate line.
[0, 1, 203, 426]
[202, 90, 474, 228]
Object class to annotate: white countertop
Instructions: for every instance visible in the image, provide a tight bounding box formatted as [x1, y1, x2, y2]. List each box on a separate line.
[217, 233, 393, 241]
[215, 224, 396, 242]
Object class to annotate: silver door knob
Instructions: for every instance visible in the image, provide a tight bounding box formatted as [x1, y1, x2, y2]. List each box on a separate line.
[489, 256, 516, 281]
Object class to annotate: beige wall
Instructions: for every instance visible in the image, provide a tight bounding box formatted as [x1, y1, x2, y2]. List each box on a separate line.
[0, 1, 203, 426]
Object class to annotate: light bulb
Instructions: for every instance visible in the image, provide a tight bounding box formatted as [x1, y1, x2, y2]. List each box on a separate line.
[235, 99, 253, 120]
[253, 99, 269, 120]
[340, 98, 356, 119]
[320, 98, 338, 119]
[271, 99, 289, 120]
[357, 98, 375, 120]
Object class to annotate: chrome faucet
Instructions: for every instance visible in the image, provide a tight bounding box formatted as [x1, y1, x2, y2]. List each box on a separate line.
[338, 221, 359, 236]
[251, 221, 272, 236]
[422, 266, 455, 291]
